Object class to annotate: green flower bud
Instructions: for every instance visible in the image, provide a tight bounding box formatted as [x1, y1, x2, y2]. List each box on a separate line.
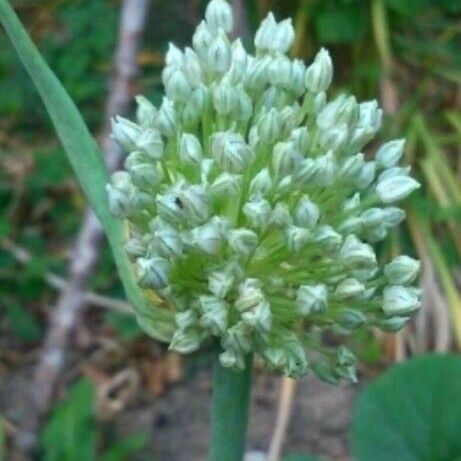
[290, 59, 307, 96]
[376, 139, 405, 170]
[199, 295, 228, 335]
[241, 300, 272, 336]
[340, 235, 377, 269]
[376, 175, 420, 203]
[271, 202, 292, 228]
[180, 185, 211, 226]
[210, 172, 242, 197]
[137, 256, 171, 289]
[152, 225, 183, 259]
[208, 270, 234, 298]
[296, 284, 327, 315]
[319, 123, 348, 153]
[222, 321, 252, 354]
[385, 255, 421, 285]
[106, 172, 136, 218]
[191, 219, 223, 255]
[257, 108, 282, 145]
[111, 116, 142, 151]
[249, 168, 273, 199]
[245, 55, 271, 91]
[156, 192, 184, 225]
[180, 133, 203, 166]
[228, 228, 258, 257]
[339, 153, 365, 179]
[382, 207, 406, 227]
[382, 285, 421, 316]
[124, 237, 146, 260]
[313, 225, 342, 252]
[272, 141, 297, 181]
[294, 195, 320, 228]
[305, 48, 333, 93]
[286, 225, 311, 252]
[170, 329, 203, 353]
[376, 315, 409, 333]
[337, 308, 367, 330]
[135, 95, 157, 128]
[205, 0, 233, 33]
[334, 278, 365, 299]
[184, 47, 203, 86]
[243, 198, 272, 229]
[272, 18, 295, 54]
[211, 131, 253, 173]
[135, 128, 164, 159]
[155, 98, 177, 137]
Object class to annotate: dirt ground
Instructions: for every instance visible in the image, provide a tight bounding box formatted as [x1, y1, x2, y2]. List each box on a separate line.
[117, 368, 357, 461]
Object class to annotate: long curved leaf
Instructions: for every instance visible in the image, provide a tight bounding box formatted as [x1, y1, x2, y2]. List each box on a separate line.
[0, 0, 173, 341]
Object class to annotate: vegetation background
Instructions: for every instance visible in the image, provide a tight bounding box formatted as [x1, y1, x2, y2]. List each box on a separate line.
[1, 0, 461, 460]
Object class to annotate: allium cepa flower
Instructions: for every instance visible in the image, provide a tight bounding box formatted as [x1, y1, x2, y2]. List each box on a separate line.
[107, 0, 421, 383]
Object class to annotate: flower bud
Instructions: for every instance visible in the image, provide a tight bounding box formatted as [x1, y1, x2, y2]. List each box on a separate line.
[296, 284, 327, 315]
[376, 315, 409, 333]
[257, 108, 282, 145]
[208, 270, 234, 298]
[361, 208, 384, 228]
[339, 153, 365, 179]
[382, 207, 406, 227]
[338, 217, 363, 235]
[193, 21, 213, 57]
[305, 48, 333, 93]
[106, 172, 136, 218]
[191, 219, 223, 255]
[319, 124, 348, 152]
[317, 94, 358, 130]
[129, 163, 163, 191]
[156, 193, 184, 225]
[350, 100, 382, 150]
[213, 76, 238, 115]
[135, 96, 157, 128]
[164, 68, 192, 102]
[294, 195, 320, 228]
[222, 321, 252, 354]
[155, 98, 177, 137]
[355, 161, 376, 190]
[205, 0, 233, 33]
[313, 225, 342, 252]
[337, 308, 367, 330]
[340, 235, 377, 269]
[334, 278, 365, 299]
[382, 285, 420, 316]
[180, 185, 211, 226]
[199, 295, 228, 335]
[272, 18, 295, 54]
[152, 225, 183, 259]
[243, 198, 272, 229]
[211, 131, 253, 173]
[312, 151, 337, 186]
[249, 168, 273, 198]
[233, 86, 253, 122]
[385, 255, 420, 285]
[290, 127, 310, 154]
[241, 300, 272, 335]
[124, 236, 146, 260]
[271, 202, 292, 227]
[268, 55, 292, 87]
[111, 116, 142, 151]
[180, 133, 203, 166]
[206, 30, 232, 74]
[135, 128, 164, 159]
[137, 256, 171, 289]
[272, 141, 297, 181]
[219, 349, 245, 370]
[376, 139, 405, 170]
[376, 175, 420, 203]
[378, 166, 411, 182]
[183, 47, 203, 85]
[170, 329, 203, 353]
[290, 59, 307, 96]
[235, 279, 264, 311]
[245, 55, 271, 91]
[210, 172, 242, 197]
[228, 228, 258, 256]
[254, 13, 277, 52]
[228, 39, 248, 83]
[286, 226, 311, 252]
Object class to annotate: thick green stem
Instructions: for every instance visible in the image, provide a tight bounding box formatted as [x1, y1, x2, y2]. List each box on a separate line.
[209, 352, 253, 461]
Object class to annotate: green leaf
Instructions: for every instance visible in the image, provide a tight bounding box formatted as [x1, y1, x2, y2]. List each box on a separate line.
[0, 0, 174, 342]
[352, 354, 461, 461]
[6, 304, 42, 343]
[100, 434, 148, 461]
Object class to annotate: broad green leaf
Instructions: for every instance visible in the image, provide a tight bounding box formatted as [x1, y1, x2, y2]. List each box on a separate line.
[0, 0, 173, 342]
[352, 354, 461, 461]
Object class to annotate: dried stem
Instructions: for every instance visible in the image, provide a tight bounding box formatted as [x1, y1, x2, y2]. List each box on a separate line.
[9, 1, 149, 458]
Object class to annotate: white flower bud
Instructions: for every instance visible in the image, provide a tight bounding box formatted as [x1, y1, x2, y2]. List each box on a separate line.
[106, 172, 136, 218]
[296, 284, 327, 315]
[156, 193, 184, 225]
[212, 76, 238, 115]
[164, 67, 192, 102]
[111, 116, 142, 151]
[376, 315, 409, 333]
[305, 48, 333, 93]
[245, 55, 271, 91]
[376, 139, 405, 170]
[268, 55, 292, 87]
[124, 236, 146, 260]
[228, 39, 249, 83]
[339, 153, 365, 179]
[205, 0, 233, 33]
[222, 321, 252, 353]
[355, 161, 376, 190]
[257, 108, 282, 145]
[378, 166, 411, 182]
[382, 285, 421, 316]
[129, 162, 163, 190]
[350, 100, 383, 150]
[135, 128, 164, 159]
[334, 278, 365, 299]
[254, 13, 277, 52]
[272, 141, 297, 181]
[208, 270, 234, 298]
[361, 208, 384, 228]
[219, 349, 245, 370]
[243, 198, 272, 229]
[137, 256, 171, 289]
[183, 47, 203, 86]
[280, 104, 302, 136]
[294, 195, 320, 228]
[337, 308, 366, 330]
[249, 168, 273, 198]
[180, 133, 203, 166]
[170, 329, 203, 354]
[180, 185, 211, 226]
[376, 175, 420, 203]
[340, 235, 377, 269]
[193, 21, 213, 57]
[272, 18, 295, 54]
[385, 255, 420, 285]
[191, 219, 223, 255]
[313, 225, 342, 252]
[290, 59, 307, 96]
[228, 228, 258, 257]
[210, 172, 242, 197]
[290, 127, 310, 154]
[319, 123, 348, 152]
[235, 279, 264, 311]
[135, 96, 157, 128]
[342, 192, 360, 212]
[206, 30, 232, 74]
[317, 94, 358, 130]
[233, 85, 253, 122]
[199, 295, 228, 335]
[338, 217, 363, 235]
[155, 98, 177, 137]
[286, 225, 311, 252]
[312, 151, 337, 186]
[382, 207, 406, 227]
[271, 202, 292, 227]
[151, 224, 183, 259]
[211, 131, 253, 173]
[165, 43, 184, 67]
[241, 300, 272, 335]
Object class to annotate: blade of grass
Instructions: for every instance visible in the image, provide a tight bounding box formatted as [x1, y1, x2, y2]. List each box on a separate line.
[0, 0, 173, 341]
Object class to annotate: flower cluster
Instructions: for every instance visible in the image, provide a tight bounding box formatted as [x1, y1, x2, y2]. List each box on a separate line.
[107, 0, 421, 382]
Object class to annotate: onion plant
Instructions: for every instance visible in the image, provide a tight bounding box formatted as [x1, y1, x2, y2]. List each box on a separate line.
[0, 1, 422, 460]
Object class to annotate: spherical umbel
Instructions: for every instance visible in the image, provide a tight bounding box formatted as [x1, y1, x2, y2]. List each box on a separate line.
[107, 0, 421, 383]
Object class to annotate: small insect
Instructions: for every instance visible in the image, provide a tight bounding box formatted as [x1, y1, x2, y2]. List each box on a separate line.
[174, 197, 184, 209]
